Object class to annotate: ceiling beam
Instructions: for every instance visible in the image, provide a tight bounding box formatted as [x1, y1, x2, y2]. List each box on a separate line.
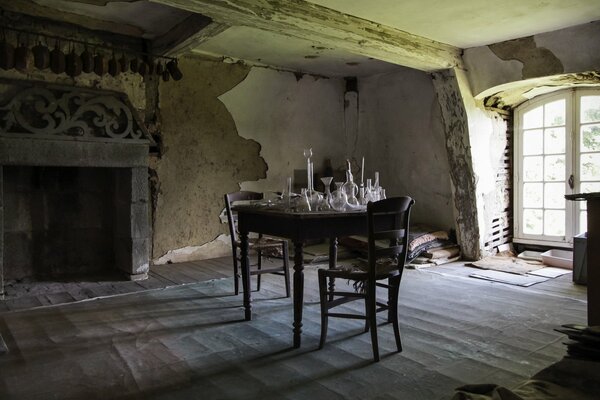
[150, 0, 462, 72]
[153, 14, 229, 57]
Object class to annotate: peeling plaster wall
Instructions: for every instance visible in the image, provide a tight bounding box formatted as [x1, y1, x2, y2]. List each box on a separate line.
[153, 56, 263, 261]
[464, 21, 600, 98]
[220, 68, 346, 194]
[154, 64, 349, 263]
[357, 68, 455, 231]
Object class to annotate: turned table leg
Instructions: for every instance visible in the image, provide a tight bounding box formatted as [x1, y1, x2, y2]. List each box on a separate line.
[293, 241, 305, 348]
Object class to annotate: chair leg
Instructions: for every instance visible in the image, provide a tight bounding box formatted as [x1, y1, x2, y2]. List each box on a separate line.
[367, 281, 380, 362]
[282, 241, 291, 298]
[318, 270, 329, 349]
[390, 276, 402, 352]
[363, 280, 369, 333]
[256, 249, 262, 292]
[233, 251, 240, 296]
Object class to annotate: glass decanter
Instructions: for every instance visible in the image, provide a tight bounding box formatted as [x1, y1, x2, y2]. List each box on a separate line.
[342, 170, 359, 206]
[331, 182, 349, 211]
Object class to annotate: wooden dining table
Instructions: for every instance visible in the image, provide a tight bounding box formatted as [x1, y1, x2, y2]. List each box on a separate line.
[235, 205, 368, 348]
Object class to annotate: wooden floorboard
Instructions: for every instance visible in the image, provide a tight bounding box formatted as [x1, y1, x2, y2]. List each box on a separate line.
[0, 258, 590, 400]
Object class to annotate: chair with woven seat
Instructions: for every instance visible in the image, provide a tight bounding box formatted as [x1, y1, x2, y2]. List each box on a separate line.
[318, 196, 415, 361]
[224, 191, 291, 297]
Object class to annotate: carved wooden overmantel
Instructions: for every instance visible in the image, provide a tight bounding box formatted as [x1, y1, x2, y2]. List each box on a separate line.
[0, 78, 154, 167]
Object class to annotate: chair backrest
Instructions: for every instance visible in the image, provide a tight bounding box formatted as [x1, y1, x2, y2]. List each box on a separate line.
[367, 196, 415, 278]
[224, 191, 264, 245]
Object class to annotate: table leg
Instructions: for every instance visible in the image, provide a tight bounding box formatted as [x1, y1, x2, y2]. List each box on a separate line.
[328, 237, 338, 301]
[293, 241, 304, 348]
[240, 231, 252, 321]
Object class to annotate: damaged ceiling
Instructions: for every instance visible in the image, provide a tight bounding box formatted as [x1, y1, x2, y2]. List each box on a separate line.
[3, 0, 600, 77]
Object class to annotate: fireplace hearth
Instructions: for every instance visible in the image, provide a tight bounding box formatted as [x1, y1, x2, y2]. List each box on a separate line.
[0, 79, 153, 288]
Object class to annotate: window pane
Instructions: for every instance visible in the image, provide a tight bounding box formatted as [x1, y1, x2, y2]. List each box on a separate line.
[523, 129, 543, 155]
[544, 127, 565, 154]
[523, 209, 543, 234]
[580, 153, 600, 181]
[581, 124, 600, 152]
[544, 182, 565, 208]
[544, 155, 565, 181]
[523, 183, 543, 207]
[580, 211, 587, 234]
[524, 156, 543, 181]
[581, 96, 600, 123]
[544, 99, 565, 126]
[544, 209, 565, 236]
[523, 106, 543, 129]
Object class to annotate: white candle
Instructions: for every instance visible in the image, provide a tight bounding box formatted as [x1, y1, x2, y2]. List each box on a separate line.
[361, 156, 365, 184]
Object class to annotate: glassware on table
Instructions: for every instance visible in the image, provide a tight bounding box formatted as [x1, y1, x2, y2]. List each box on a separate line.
[343, 170, 359, 206]
[296, 188, 312, 212]
[282, 176, 293, 209]
[365, 178, 377, 203]
[342, 167, 358, 197]
[331, 182, 349, 211]
[308, 189, 323, 211]
[358, 185, 368, 206]
[319, 176, 333, 211]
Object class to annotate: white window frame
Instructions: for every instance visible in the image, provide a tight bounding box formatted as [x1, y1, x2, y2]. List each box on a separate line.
[513, 88, 600, 247]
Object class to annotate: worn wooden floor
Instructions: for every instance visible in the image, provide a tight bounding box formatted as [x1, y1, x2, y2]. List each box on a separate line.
[0, 257, 588, 399]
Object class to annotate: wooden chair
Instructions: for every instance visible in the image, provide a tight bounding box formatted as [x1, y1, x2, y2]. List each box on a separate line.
[224, 191, 291, 297]
[318, 196, 415, 361]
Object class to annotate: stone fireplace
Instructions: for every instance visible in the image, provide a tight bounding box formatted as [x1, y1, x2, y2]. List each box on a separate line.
[0, 79, 152, 284]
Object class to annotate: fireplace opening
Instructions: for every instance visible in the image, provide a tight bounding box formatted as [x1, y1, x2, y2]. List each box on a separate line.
[5, 166, 123, 280]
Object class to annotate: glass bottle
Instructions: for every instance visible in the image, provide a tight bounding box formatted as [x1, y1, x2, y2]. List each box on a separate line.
[342, 170, 359, 205]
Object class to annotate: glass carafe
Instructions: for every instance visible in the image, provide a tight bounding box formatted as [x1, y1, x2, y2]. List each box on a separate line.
[342, 170, 359, 206]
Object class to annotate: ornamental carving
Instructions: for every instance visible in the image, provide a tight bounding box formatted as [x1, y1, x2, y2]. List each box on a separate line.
[0, 84, 149, 141]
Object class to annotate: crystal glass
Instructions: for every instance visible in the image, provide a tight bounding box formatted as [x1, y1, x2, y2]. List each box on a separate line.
[281, 176, 293, 210]
[296, 188, 311, 212]
[358, 185, 368, 206]
[308, 189, 323, 211]
[331, 182, 349, 211]
[319, 177, 333, 211]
